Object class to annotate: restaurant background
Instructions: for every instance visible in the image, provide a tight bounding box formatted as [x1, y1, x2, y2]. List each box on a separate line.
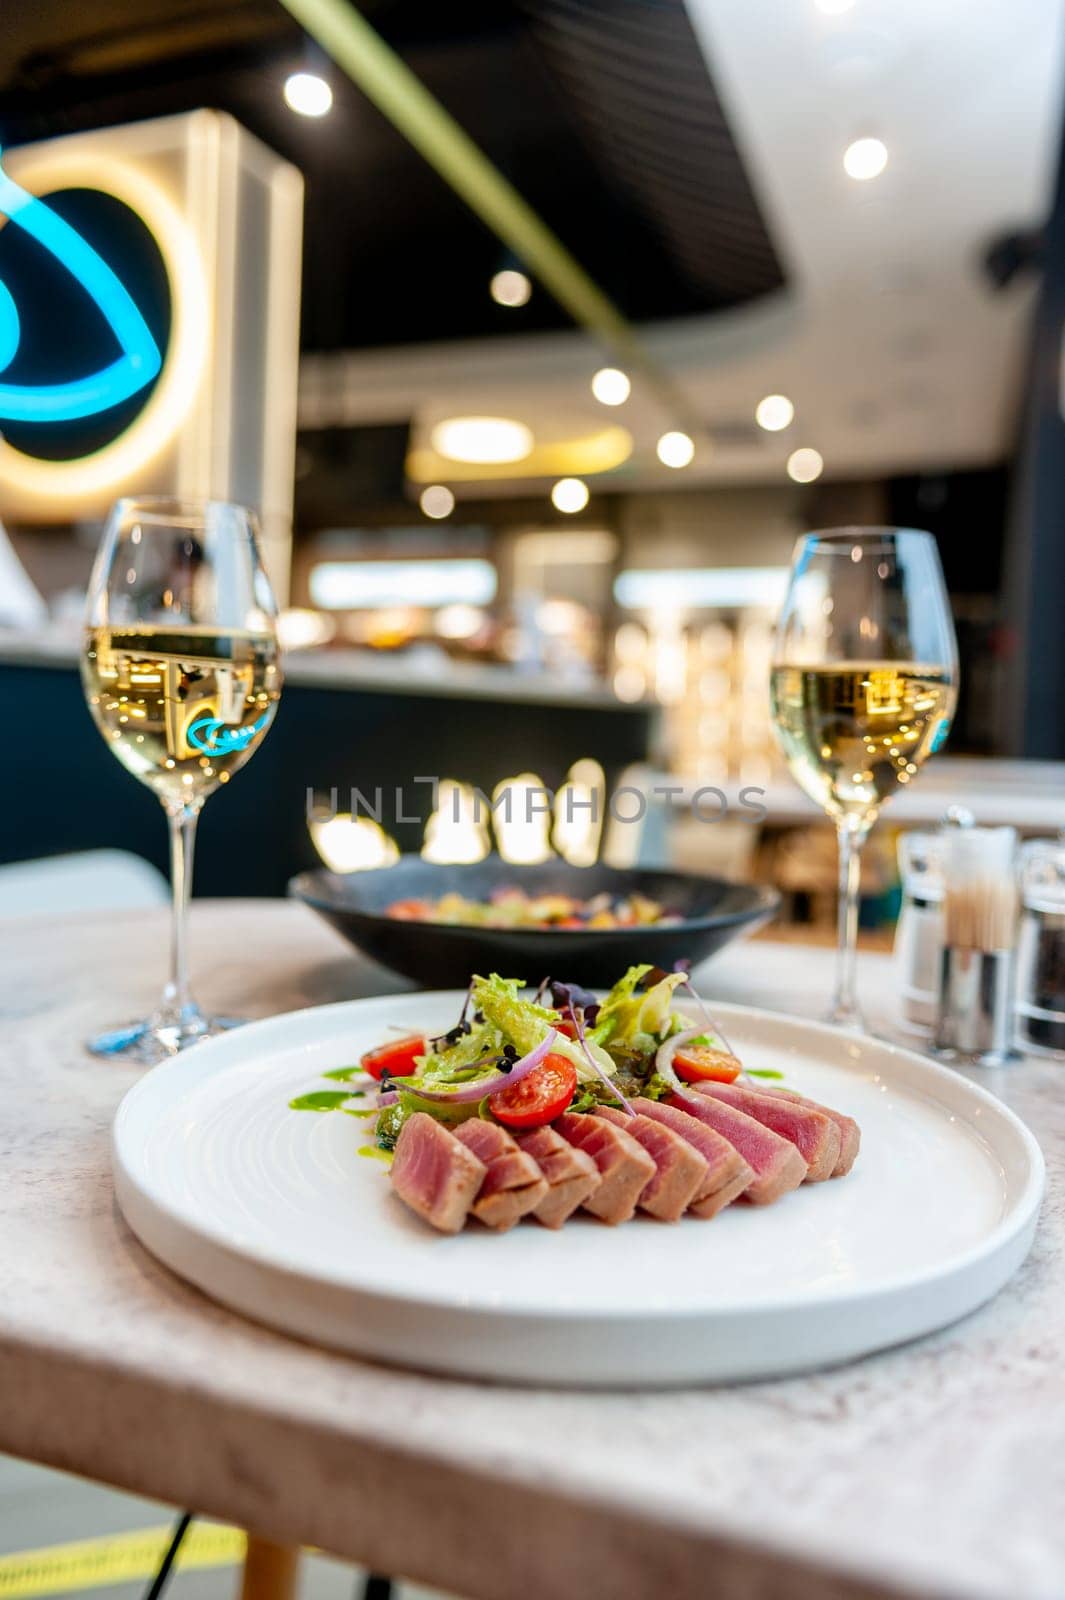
[2, 5, 1065, 1600]
[1, 0, 1064, 927]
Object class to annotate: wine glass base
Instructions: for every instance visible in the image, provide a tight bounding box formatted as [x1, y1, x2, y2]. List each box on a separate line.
[88, 1014, 244, 1067]
[823, 1006, 868, 1034]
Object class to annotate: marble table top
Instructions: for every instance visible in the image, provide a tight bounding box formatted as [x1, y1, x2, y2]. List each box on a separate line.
[1, 900, 1063, 1600]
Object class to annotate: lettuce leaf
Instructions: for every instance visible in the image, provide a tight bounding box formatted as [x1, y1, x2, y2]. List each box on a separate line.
[597, 966, 689, 1061]
[471, 972, 616, 1084]
[416, 1019, 503, 1082]
[471, 972, 556, 1053]
[598, 963, 653, 1015]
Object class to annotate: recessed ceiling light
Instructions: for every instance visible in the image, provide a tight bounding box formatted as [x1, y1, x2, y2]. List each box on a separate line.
[755, 394, 795, 432]
[843, 137, 888, 181]
[283, 72, 333, 118]
[591, 367, 631, 406]
[489, 269, 531, 308]
[431, 416, 534, 464]
[419, 484, 455, 519]
[656, 431, 695, 468]
[787, 447, 824, 483]
[551, 477, 590, 513]
[815, 0, 855, 13]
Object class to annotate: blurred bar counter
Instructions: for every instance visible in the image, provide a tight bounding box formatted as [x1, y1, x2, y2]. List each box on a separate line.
[0, 633, 634, 709]
[670, 762, 1065, 833]
[0, 634, 658, 896]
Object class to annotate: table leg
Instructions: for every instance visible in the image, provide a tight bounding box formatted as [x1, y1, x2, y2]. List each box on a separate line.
[239, 1536, 301, 1600]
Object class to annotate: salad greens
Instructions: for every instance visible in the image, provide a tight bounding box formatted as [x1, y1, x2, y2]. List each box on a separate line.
[593, 966, 690, 1059]
[290, 964, 743, 1153]
[377, 965, 709, 1149]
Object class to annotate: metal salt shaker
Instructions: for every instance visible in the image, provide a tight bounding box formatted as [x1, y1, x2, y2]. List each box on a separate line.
[894, 831, 945, 1033]
[894, 809, 973, 1034]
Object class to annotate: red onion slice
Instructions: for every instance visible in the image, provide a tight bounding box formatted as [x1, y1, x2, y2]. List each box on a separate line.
[390, 1028, 560, 1105]
[654, 1028, 705, 1107]
[569, 1004, 634, 1115]
[676, 974, 737, 1059]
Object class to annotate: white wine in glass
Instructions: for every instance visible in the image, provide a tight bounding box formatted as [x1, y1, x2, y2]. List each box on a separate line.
[82, 498, 282, 1064]
[770, 529, 958, 1028]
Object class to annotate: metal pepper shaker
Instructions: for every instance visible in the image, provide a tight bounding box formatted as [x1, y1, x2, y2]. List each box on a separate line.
[1016, 834, 1065, 1058]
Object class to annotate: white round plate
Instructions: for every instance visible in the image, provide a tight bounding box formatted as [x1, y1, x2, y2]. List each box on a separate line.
[112, 994, 1044, 1386]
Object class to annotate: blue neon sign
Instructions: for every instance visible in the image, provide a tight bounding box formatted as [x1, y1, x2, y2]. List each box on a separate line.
[0, 145, 162, 423]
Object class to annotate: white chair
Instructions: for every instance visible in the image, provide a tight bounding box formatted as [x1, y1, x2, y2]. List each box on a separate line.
[0, 850, 168, 919]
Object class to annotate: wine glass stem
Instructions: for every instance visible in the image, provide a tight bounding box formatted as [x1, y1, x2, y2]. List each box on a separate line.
[831, 817, 870, 1028]
[161, 801, 202, 1024]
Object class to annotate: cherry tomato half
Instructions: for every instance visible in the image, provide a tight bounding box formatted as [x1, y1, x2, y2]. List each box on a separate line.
[489, 1052, 577, 1130]
[360, 1033, 426, 1081]
[673, 1044, 743, 1084]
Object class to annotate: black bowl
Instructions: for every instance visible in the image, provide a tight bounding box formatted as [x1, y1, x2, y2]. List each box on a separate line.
[290, 857, 779, 989]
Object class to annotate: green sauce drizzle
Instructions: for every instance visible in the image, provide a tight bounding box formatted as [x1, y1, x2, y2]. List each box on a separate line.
[288, 1090, 356, 1112]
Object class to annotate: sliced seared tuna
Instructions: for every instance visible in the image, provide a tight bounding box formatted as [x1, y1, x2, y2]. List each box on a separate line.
[515, 1125, 601, 1229]
[454, 1120, 548, 1231]
[631, 1098, 753, 1218]
[596, 1105, 708, 1221]
[390, 1113, 486, 1234]
[694, 1082, 842, 1182]
[754, 1085, 861, 1177]
[554, 1112, 656, 1225]
[665, 1093, 806, 1205]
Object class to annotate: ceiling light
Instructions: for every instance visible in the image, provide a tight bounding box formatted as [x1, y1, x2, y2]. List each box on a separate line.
[283, 72, 333, 118]
[431, 416, 533, 464]
[419, 484, 455, 519]
[551, 477, 590, 514]
[787, 447, 824, 483]
[591, 367, 631, 406]
[815, 0, 855, 13]
[489, 269, 532, 307]
[755, 394, 795, 432]
[656, 431, 695, 468]
[843, 137, 888, 181]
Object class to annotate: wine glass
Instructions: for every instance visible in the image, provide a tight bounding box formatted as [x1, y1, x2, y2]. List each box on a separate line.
[82, 497, 282, 1064]
[770, 528, 958, 1029]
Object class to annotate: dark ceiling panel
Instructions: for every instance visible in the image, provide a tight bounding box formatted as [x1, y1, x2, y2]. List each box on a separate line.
[0, 0, 786, 350]
[519, 0, 784, 304]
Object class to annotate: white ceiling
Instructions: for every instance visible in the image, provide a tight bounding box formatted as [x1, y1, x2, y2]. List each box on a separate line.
[300, 0, 1065, 496]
